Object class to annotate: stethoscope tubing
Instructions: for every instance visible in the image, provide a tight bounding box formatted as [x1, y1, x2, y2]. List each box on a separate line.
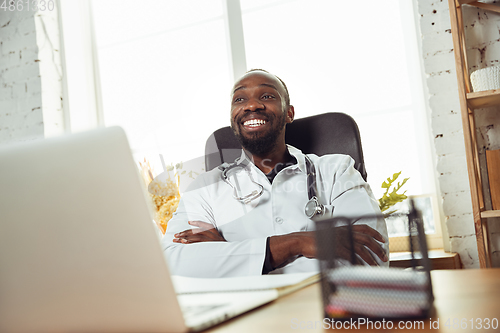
[220, 155, 324, 218]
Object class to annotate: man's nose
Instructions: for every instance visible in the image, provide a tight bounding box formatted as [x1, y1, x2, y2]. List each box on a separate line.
[244, 98, 264, 112]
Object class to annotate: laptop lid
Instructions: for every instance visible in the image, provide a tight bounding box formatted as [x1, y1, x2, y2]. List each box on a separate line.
[0, 127, 187, 332]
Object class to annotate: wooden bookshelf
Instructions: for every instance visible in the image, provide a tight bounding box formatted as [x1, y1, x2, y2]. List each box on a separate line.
[448, 0, 500, 268]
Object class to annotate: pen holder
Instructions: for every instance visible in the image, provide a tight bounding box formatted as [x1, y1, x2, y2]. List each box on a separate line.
[314, 203, 434, 321]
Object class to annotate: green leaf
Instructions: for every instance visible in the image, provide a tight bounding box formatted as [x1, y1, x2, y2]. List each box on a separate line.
[378, 172, 409, 216]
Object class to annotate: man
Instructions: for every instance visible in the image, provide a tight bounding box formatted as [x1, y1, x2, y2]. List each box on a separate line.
[161, 69, 388, 277]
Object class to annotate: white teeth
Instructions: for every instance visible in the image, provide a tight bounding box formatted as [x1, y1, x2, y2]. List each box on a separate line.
[244, 119, 266, 127]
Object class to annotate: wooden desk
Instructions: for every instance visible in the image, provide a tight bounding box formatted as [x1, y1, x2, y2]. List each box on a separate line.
[207, 269, 500, 332]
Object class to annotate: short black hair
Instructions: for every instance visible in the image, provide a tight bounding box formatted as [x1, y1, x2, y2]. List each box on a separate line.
[245, 69, 291, 107]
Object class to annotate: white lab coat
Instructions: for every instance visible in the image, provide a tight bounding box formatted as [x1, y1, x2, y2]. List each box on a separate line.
[161, 145, 388, 277]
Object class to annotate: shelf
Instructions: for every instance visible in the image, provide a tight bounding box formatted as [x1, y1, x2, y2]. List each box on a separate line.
[458, 1, 500, 14]
[466, 1, 500, 14]
[480, 210, 500, 218]
[467, 89, 500, 109]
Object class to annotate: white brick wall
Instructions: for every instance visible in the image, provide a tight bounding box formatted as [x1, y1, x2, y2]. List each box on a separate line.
[35, 4, 64, 137]
[416, 0, 500, 267]
[0, 8, 43, 144]
[0, 1, 63, 145]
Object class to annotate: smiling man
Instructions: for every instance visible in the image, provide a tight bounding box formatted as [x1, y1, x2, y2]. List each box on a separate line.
[161, 69, 389, 277]
[230, 70, 292, 164]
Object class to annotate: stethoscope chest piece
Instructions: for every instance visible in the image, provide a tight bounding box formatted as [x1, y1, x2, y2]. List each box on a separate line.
[304, 196, 325, 218]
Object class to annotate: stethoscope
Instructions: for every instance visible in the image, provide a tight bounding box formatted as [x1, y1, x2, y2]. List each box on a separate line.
[220, 156, 325, 219]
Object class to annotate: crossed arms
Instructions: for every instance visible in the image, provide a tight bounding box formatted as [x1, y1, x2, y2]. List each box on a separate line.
[174, 221, 388, 268]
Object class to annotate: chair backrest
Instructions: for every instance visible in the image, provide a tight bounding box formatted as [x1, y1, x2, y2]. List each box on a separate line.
[205, 112, 367, 181]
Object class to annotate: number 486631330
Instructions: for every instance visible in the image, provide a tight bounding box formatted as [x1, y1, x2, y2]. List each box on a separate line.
[444, 318, 498, 330]
[0, 0, 55, 11]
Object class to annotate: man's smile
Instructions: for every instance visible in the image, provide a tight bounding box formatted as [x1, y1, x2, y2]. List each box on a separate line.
[237, 115, 270, 132]
[242, 118, 268, 130]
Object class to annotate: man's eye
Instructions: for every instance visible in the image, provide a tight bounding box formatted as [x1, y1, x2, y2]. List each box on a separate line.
[262, 95, 275, 100]
[233, 97, 244, 103]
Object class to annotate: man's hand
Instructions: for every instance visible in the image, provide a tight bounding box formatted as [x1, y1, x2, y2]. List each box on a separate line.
[331, 224, 388, 266]
[269, 224, 388, 269]
[173, 221, 226, 244]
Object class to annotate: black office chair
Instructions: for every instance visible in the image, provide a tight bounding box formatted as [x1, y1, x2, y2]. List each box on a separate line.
[204, 112, 367, 181]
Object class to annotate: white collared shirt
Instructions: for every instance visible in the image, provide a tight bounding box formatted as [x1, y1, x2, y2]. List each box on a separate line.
[161, 145, 388, 277]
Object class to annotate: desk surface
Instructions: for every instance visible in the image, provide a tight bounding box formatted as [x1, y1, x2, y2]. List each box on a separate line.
[206, 268, 500, 332]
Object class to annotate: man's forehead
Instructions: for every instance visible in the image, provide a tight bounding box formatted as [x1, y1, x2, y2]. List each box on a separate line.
[232, 71, 285, 94]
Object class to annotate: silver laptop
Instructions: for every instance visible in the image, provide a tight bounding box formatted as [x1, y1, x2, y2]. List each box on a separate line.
[0, 127, 277, 332]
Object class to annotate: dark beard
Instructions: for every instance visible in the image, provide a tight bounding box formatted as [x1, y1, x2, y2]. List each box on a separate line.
[232, 112, 286, 156]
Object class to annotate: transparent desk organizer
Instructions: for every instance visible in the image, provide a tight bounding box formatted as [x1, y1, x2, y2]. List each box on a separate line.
[314, 202, 434, 320]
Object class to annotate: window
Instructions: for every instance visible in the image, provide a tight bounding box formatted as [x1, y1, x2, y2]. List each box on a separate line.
[59, 0, 443, 249]
[235, 0, 443, 249]
[91, 0, 231, 166]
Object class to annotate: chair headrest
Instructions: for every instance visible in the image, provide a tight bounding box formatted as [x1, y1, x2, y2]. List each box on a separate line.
[205, 112, 367, 181]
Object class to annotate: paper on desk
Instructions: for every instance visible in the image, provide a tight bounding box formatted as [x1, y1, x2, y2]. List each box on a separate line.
[172, 271, 320, 296]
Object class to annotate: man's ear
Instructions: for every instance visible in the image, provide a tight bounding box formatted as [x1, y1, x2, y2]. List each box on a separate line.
[286, 105, 295, 124]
